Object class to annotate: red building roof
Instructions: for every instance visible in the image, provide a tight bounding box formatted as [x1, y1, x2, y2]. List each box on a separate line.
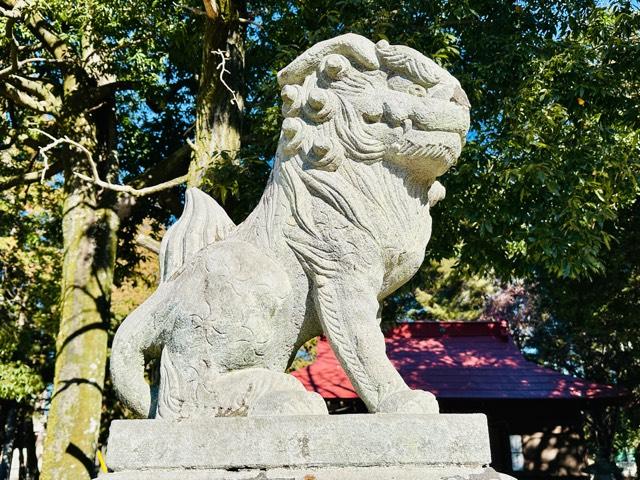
[292, 321, 623, 400]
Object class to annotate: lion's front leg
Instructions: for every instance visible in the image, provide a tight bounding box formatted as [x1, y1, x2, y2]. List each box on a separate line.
[314, 276, 439, 414]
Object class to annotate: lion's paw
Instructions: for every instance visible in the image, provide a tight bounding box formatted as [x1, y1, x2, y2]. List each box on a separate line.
[377, 389, 439, 414]
[248, 390, 329, 416]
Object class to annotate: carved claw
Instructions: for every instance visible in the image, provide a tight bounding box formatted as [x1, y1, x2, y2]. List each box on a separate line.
[281, 84, 297, 104]
[307, 136, 343, 171]
[311, 137, 331, 158]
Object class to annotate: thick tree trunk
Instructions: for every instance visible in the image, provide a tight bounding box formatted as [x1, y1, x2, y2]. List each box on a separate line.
[188, 0, 246, 188]
[40, 106, 119, 480]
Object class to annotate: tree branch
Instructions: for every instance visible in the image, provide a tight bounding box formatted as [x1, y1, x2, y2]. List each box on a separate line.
[212, 49, 240, 109]
[0, 81, 53, 113]
[0, 5, 19, 17]
[7, 74, 57, 101]
[0, 57, 71, 79]
[75, 171, 189, 197]
[135, 234, 160, 254]
[32, 129, 189, 197]
[2, 74, 61, 114]
[0, 159, 63, 191]
[0, 0, 25, 19]
[6, 17, 19, 71]
[127, 144, 191, 190]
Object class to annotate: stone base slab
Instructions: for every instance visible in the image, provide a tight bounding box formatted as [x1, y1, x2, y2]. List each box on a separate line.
[101, 465, 510, 480]
[101, 414, 496, 479]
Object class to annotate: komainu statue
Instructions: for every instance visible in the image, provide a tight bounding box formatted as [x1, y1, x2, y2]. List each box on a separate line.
[111, 33, 470, 419]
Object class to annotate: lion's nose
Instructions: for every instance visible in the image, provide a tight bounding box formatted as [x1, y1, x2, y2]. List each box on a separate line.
[451, 85, 470, 109]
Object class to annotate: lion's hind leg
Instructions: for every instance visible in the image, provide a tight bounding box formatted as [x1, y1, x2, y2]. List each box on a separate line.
[157, 357, 327, 418]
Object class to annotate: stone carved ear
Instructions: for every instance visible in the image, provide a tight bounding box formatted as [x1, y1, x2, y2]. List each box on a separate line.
[277, 33, 379, 87]
[375, 40, 449, 88]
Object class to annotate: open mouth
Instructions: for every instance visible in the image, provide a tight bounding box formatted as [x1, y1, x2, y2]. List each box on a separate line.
[400, 118, 466, 145]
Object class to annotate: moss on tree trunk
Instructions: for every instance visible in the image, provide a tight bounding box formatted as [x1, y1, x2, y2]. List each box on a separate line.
[41, 109, 119, 480]
[188, 0, 246, 188]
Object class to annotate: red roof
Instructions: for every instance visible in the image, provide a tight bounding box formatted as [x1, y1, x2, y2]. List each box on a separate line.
[292, 321, 623, 400]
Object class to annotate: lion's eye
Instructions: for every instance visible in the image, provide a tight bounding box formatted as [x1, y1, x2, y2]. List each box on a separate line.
[409, 84, 427, 97]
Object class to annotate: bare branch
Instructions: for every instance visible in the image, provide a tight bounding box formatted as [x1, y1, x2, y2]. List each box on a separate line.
[212, 49, 240, 109]
[135, 234, 160, 254]
[74, 171, 188, 197]
[31, 129, 188, 197]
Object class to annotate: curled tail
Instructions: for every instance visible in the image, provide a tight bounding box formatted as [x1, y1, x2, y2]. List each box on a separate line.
[110, 188, 236, 417]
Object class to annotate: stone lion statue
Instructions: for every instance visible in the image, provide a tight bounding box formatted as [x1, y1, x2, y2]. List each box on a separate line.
[111, 33, 470, 419]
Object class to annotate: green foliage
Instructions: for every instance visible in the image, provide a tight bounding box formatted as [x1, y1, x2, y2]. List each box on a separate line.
[448, 4, 640, 278]
[0, 362, 44, 402]
[0, 183, 62, 403]
[196, 151, 271, 223]
[410, 258, 497, 322]
[513, 199, 640, 456]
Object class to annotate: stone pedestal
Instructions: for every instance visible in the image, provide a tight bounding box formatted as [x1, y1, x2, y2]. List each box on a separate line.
[100, 414, 509, 480]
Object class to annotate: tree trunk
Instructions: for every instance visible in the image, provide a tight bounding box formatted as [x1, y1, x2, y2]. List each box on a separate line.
[188, 0, 246, 188]
[40, 104, 119, 480]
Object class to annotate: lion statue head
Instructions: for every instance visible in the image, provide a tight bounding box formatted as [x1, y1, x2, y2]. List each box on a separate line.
[265, 33, 470, 290]
[275, 33, 470, 189]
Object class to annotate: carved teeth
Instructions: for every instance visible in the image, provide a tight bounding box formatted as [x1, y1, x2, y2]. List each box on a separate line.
[307, 89, 327, 110]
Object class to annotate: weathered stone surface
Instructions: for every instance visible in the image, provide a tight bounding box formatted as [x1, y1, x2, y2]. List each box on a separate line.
[101, 466, 507, 480]
[109, 32, 470, 420]
[102, 414, 490, 477]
